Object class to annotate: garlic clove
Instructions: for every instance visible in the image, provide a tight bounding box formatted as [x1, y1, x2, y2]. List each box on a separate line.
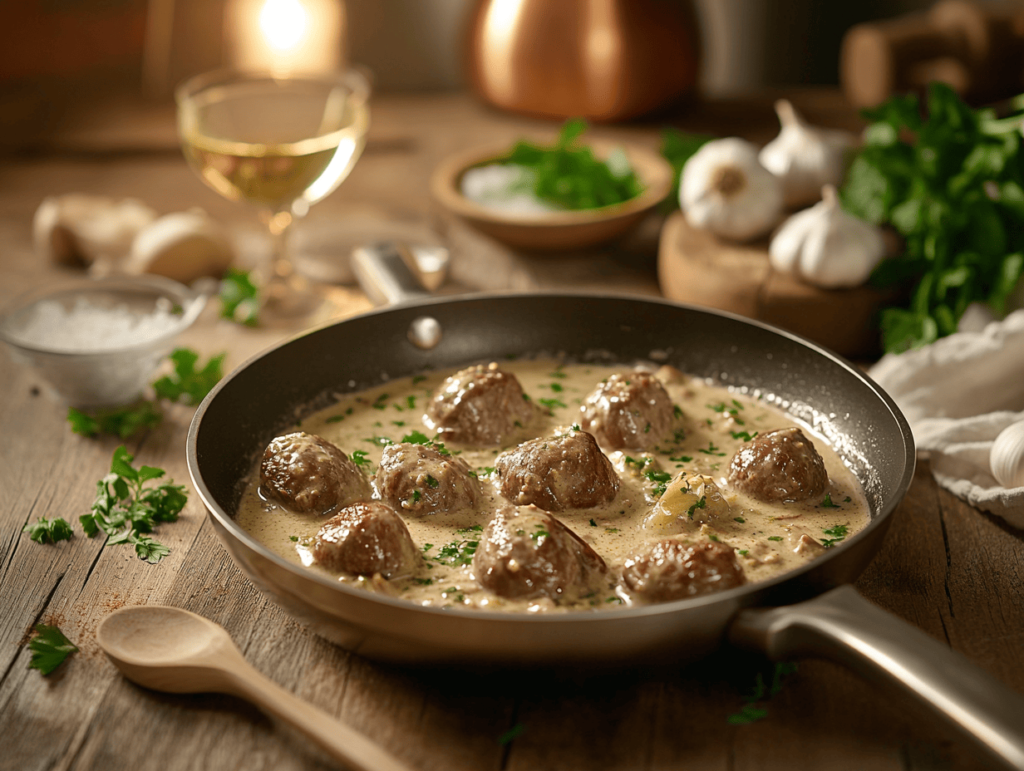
[759, 100, 857, 209]
[34, 195, 157, 267]
[990, 420, 1024, 489]
[768, 185, 885, 289]
[126, 210, 235, 286]
[679, 138, 783, 242]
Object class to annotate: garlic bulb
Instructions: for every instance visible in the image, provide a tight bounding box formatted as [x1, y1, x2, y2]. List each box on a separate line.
[680, 138, 783, 242]
[769, 185, 885, 289]
[34, 195, 157, 267]
[759, 99, 856, 209]
[990, 420, 1024, 489]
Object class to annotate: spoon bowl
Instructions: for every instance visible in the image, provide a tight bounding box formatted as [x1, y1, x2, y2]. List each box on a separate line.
[97, 605, 413, 771]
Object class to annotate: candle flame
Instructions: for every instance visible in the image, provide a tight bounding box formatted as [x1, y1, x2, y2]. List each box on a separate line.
[259, 0, 309, 52]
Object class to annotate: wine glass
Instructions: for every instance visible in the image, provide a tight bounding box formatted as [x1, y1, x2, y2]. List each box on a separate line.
[176, 69, 370, 319]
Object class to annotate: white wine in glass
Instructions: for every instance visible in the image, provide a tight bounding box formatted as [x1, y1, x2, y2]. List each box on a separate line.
[176, 69, 370, 318]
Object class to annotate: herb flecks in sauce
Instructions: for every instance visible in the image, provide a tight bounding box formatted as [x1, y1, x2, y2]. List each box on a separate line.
[237, 360, 870, 613]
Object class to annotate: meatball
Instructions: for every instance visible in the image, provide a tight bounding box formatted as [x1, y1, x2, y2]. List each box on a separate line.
[312, 501, 419, 577]
[580, 371, 675, 450]
[494, 429, 619, 511]
[424, 363, 534, 446]
[260, 432, 371, 515]
[623, 539, 746, 602]
[375, 442, 480, 515]
[472, 505, 607, 601]
[727, 427, 828, 502]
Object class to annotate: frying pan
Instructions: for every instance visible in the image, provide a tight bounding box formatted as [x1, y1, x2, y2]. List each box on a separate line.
[186, 266, 1024, 768]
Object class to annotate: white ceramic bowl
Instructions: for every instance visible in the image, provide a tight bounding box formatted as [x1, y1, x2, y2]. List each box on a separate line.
[0, 275, 205, 408]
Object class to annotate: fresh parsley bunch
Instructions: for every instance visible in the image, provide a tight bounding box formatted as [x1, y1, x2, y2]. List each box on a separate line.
[498, 119, 643, 210]
[80, 445, 187, 563]
[841, 83, 1024, 353]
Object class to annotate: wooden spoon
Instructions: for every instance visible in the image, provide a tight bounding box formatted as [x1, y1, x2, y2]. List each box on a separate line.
[97, 605, 414, 771]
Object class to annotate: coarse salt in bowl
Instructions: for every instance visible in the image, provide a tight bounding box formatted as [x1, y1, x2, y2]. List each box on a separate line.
[0, 275, 205, 408]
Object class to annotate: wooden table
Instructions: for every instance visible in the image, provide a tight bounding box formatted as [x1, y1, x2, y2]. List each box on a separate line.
[1, 88, 1022, 771]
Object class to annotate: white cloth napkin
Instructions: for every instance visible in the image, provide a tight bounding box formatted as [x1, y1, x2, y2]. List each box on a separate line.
[868, 309, 1024, 528]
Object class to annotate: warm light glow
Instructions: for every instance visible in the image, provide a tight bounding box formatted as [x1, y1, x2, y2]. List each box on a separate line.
[479, 0, 525, 103]
[260, 0, 308, 52]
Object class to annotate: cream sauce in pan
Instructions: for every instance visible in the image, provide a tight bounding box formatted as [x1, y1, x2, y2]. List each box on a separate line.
[236, 360, 869, 613]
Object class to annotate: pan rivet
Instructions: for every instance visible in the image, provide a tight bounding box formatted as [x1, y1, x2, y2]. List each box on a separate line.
[408, 316, 442, 349]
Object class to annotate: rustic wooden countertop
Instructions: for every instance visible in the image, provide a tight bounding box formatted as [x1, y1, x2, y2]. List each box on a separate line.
[1, 88, 1022, 771]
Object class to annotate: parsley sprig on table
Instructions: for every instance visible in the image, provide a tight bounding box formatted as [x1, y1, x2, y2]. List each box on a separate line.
[67, 347, 224, 439]
[220, 268, 260, 327]
[841, 83, 1024, 353]
[28, 625, 78, 675]
[22, 517, 73, 544]
[497, 119, 644, 210]
[80, 445, 187, 563]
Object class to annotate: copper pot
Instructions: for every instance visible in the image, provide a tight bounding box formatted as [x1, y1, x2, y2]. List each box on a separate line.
[465, 0, 700, 121]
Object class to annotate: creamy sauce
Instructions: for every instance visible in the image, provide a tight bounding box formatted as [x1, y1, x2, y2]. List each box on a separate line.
[236, 360, 869, 613]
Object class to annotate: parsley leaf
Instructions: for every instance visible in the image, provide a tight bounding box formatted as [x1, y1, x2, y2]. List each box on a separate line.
[822, 524, 849, 548]
[22, 517, 73, 544]
[68, 401, 162, 440]
[28, 625, 78, 675]
[220, 268, 260, 327]
[79, 445, 186, 563]
[151, 348, 225, 405]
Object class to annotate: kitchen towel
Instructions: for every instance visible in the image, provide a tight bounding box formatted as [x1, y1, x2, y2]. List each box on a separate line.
[868, 308, 1024, 528]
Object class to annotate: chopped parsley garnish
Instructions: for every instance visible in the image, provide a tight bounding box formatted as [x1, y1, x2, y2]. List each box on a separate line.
[530, 527, 550, 541]
[425, 475, 439, 489]
[434, 538, 479, 566]
[669, 455, 693, 464]
[407, 490, 422, 504]
[644, 468, 672, 497]
[844, 496, 852, 503]
[456, 525, 483, 534]
[707, 533, 720, 542]
[351, 450, 371, 467]
[605, 527, 620, 534]
[737, 549, 749, 556]
[686, 496, 707, 519]
[371, 392, 389, 410]
[733, 517, 745, 523]
[549, 369, 567, 378]
[27, 625, 78, 675]
[673, 405, 684, 419]
[325, 414, 345, 423]
[699, 442, 726, 457]
[79, 445, 186, 563]
[401, 430, 451, 455]
[589, 519, 597, 527]
[363, 435, 393, 447]
[820, 493, 840, 508]
[547, 382, 564, 392]
[767, 536, 783, 542]
[708, 400, 745, 425]
[392, 420, 406, 427]
[22, 517, 73, 544]
[726, 662, 797, 725]
[571, 423, 581, 431]
[730, 430, 759, 442]
[412, 375, 427, 385]
[538, 397, 567, 410]
[821, 524, 849, 548]
[289, 535, 299, 542]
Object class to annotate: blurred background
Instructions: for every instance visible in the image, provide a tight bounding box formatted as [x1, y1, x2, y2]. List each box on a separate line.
[0, 0, 942, 147]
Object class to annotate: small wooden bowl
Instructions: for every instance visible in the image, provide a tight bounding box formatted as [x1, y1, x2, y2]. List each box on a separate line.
[430, 139, 673, 251]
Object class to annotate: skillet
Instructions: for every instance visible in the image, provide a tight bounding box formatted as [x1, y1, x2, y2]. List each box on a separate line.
[186, 283, 1024, 769]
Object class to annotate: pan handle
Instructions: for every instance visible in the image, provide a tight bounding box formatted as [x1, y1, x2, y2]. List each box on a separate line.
[729, 585, 1024, 771]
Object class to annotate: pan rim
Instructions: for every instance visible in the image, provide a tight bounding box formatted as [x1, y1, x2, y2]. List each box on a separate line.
[186, 291, 916, 627]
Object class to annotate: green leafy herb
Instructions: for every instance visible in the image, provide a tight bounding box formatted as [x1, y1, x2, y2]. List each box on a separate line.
[730, 430, 758, 442]
[733, 517, 746, 523]
[79, 445, 186, 564]
[841, 83, 1024, 352]
[822, 524, 849, 548]
[425, 475, 439, 489]
[538, 397, 567, 410]
[820, 493, 840, 508]
[767, 536, 783, 542]
[351, 450, 371, 467]
[22, 517, 73, 544]
[67, 401, 163, 440]
[699, 442, 726, 457]
[152, 349, 225, 405]
[644, 468, 672, 497]
[363, 435, 393, 447]
[589, 518, 597, 527]
[497, 119, 644, 210]
[434, 538, 479, 566]
[28, 625, 78, 675]
[220, 268, 260, 327]
[726, 662, 798, 725]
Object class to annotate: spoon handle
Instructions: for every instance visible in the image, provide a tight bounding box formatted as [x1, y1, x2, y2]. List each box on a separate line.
[225, 664, 415, 771]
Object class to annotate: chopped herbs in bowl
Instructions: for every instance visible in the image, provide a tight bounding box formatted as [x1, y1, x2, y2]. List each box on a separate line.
[431, 119, 673, 250]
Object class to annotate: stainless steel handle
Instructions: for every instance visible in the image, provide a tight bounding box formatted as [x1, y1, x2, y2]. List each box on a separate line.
[351, 241, 431, 306]
[729, 585, 1024, 771]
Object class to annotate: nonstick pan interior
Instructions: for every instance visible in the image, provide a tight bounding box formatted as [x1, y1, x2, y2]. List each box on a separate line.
[188, 294, 914, 665]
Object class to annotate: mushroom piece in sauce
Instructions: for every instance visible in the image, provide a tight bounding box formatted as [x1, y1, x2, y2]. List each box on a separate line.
[643, 472, 731, 532]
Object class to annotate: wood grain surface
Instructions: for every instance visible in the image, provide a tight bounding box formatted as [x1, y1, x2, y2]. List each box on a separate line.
[1, 88, 1022, 771]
